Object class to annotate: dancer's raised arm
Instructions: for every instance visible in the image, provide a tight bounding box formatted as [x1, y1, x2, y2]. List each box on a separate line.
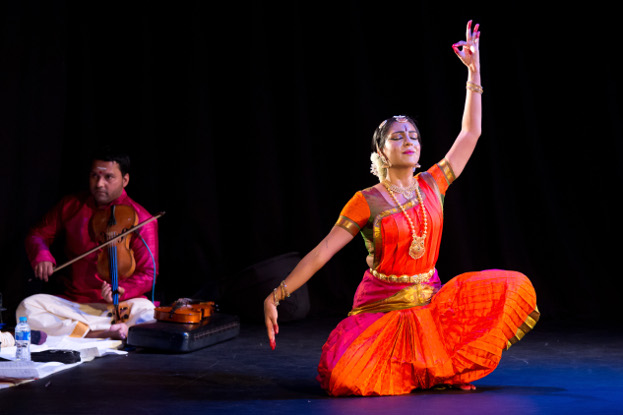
[446, 20, 482, 178]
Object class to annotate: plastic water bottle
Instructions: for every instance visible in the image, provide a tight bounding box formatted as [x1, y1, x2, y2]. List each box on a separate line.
[15, 316, 31, 361]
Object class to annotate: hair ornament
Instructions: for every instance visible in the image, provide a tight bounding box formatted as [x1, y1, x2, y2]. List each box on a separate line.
[378, 115, 410, 130]
[370, 152, 388, 181]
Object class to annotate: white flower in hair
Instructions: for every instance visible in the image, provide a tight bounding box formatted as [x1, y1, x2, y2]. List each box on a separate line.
[370, 152, 386, 181]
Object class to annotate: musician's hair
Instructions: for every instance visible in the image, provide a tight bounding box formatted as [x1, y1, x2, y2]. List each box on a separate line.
[90, 145, 131, 177]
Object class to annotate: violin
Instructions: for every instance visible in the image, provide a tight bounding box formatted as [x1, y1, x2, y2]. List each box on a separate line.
[91, 204, 139, 282]
[155, 299, 216, 324]
[50, 208, 165, 323]
[52, 211, 165, 274]
[90, 204, 138, 322]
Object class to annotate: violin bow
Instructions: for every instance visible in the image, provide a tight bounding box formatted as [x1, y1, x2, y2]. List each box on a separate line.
[52, 211, 166, 274]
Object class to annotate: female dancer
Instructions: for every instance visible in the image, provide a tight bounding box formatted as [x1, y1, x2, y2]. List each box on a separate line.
[264, 21, 539, 396]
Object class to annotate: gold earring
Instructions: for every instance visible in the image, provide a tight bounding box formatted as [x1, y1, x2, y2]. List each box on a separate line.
[378, 150, 391, 167]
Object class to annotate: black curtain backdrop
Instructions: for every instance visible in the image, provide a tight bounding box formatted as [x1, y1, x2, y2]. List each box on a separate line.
[1, 1, 620, 326]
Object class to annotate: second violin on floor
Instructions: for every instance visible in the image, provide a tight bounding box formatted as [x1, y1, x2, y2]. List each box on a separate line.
[154, 299, 216, 324]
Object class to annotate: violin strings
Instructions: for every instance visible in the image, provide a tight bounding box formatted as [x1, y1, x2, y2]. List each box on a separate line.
[108, 232, 119, 307]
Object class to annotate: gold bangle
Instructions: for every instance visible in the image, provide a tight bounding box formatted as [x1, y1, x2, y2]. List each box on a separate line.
[272, 288, 280, 306]
[466, 81, 483, 94]
[280, 281, 291, 298]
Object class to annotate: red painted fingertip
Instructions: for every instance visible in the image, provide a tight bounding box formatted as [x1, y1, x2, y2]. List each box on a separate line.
[270, 339, 276, 350]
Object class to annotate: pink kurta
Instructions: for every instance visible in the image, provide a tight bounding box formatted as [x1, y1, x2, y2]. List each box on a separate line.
[25, 189, 159, 303]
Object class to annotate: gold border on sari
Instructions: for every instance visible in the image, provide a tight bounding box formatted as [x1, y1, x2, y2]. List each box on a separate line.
[348, 282, 436, 316]
[335, 215, 361, 237]
[437, 158, 456, 186]
[506, 306, 541, 349]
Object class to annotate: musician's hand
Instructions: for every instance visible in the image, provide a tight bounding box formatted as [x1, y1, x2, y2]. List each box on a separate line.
[33, 261, 54, 282]
[101, 282, 125, 303]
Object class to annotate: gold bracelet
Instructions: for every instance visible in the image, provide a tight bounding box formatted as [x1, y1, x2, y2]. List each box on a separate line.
[466, 81, 483, 94]
[272, 288, 280, 306]
[280, 281, 291, 298]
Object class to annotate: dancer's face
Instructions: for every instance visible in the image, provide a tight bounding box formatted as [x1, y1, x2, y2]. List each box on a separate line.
[381, 121, 421, 168]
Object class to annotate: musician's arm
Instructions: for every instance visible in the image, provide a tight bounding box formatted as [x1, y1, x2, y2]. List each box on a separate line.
[25, 199, 66, 281]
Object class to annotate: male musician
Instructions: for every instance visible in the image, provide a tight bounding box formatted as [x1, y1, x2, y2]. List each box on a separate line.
[17, 147, 159, 340]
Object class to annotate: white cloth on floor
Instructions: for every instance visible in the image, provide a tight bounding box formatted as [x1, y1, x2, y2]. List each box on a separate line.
[0, 335, 127, 388]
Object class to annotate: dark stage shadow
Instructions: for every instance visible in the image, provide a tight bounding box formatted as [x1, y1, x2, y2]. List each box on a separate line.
[2, 318, 622, 415]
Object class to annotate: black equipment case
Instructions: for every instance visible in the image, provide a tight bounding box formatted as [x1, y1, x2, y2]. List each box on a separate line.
[127, 313, 240, 353]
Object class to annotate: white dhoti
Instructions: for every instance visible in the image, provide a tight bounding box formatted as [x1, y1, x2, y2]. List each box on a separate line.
[16, 294, 156, 337]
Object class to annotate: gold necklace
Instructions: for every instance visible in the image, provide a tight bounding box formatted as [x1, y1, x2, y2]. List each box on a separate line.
[382, 179, 418, 199]
[383, 179, 428, 259]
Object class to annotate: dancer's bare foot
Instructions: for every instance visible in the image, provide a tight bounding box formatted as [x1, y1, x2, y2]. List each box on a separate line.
[434, 383, 477, 391]
[85, 323, 128, 340]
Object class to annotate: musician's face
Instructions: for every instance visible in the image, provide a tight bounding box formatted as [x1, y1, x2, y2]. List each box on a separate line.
[89, 160, 129, 206]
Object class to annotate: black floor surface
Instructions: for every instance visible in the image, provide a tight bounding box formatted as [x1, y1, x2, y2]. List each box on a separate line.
[1, 317, 622, 415]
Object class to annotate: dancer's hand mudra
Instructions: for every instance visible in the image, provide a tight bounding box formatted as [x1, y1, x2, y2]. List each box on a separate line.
[452, 20, 480, 73]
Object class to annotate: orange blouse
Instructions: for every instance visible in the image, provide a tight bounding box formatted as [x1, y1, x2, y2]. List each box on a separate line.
[335, 159, 455, 277]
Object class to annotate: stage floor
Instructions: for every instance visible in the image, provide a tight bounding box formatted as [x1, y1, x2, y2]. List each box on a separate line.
[1, 317, 622, 415]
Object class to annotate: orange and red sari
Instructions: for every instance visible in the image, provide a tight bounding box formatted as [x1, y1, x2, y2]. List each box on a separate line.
[317, 159, 539, 396]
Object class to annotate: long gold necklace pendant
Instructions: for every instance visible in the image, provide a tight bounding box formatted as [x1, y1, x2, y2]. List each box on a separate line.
[409, 237, 426, 259]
